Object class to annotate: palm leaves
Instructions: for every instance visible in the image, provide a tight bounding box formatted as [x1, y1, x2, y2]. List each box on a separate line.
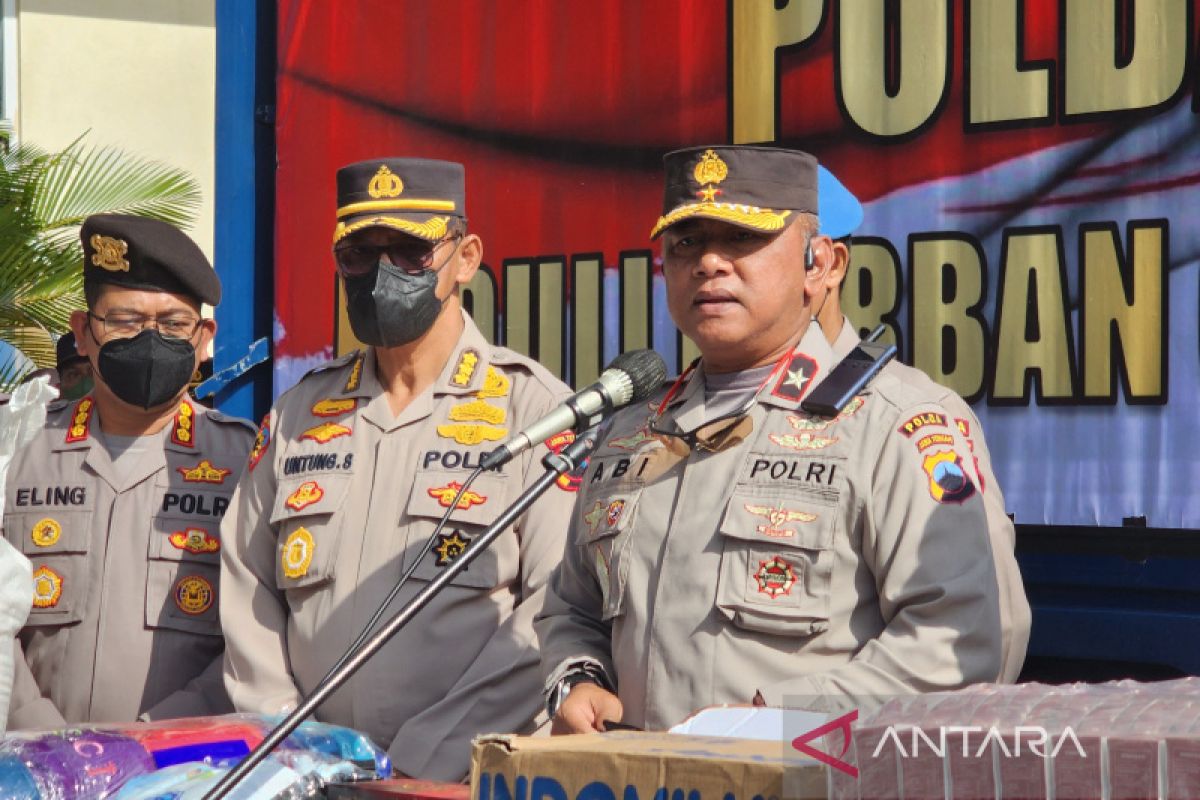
[0, 130, 200, 389]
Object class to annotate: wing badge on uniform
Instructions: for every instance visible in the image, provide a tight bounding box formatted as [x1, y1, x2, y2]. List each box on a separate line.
[169, 527, 221, 554]
[427, 481, 487, 509]
[744, 502, 817, 539]
[768, 431, 839, 452]
[301, 422, 352, 444]
[448, 399, 507, 425]
[436, 423, 507, 445]
[312, 398, 358, 418]
[177, 459, 232, 484]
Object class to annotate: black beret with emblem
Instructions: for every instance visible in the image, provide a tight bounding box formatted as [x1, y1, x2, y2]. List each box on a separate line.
[81, 214, 220, 306]
[334, 158, 466, 245]
[650, 145, 818, 239]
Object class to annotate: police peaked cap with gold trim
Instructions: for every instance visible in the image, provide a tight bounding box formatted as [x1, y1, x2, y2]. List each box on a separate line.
[651, 145, 820, 240]
[81, 214, 220, 305]
[334, 157, 466, 245]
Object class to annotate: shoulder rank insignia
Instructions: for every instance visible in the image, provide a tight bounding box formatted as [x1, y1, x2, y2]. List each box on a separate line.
[282, 527, 315, 578]
[770, 354, 818, 403]
[31, 518, 62, 548]
[285, 480, 325, 511]
[312, 398, 358, 418]
[248, 414, 271, 472]
[171, 399, 196, 447]
[545, 432, 584, 492]
[448, 398, 506, 425]
[922, 449, 976, 504]
[32, 566, 63, 608]
[476, 366, 509, 398]
[432, 531, 471, 566]
[170, 527, 220, 554]
[343, 351, 365, 394]
[769, 431, 838, 452]
[90, 234, 130, 271]
[450, 349, 480, 387]
[427, 481, 487, 510]
[899, 412, 948, 437]
[64, 397, 95, 444]
[177, 459, 232, 484]
[301, 422, 352, 444]
[744, 502, 817, 539]
[436, 423, 506, 446]
[173, 575, 214, 615]
[755, 556, 797, 599]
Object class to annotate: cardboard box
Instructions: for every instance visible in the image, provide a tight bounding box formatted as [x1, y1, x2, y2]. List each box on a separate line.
[470, 731, 827, 800]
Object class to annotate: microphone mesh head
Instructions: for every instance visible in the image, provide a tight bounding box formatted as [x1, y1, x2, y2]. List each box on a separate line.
[610, 349, 668, 403]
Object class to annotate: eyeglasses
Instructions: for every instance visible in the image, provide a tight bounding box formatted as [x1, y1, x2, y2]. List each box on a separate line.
[647, 393, 757, 455]
[88, 311, 204, 340]
[332, 234, 461, 277]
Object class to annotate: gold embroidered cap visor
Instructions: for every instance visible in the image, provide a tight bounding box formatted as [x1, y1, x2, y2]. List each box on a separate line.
[333, 157, 467, 245]
[649, 145, 819, 240]
[81, 214, 221, 306]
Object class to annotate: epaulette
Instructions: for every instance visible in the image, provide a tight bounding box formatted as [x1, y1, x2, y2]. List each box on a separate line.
[302, 349, 362, 379]
[205, 407, 258, 434]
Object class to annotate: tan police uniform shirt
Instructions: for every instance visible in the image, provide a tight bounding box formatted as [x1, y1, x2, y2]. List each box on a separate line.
[537, 324, 1005, 731]
[2, 395, 255, 728]
[831, 318, 1030, 682]
[220, 313, 576, 781]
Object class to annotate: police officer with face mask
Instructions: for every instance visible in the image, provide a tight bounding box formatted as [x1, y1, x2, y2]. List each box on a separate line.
[220, 158, 577, 781]
[3, 214, 256, 728]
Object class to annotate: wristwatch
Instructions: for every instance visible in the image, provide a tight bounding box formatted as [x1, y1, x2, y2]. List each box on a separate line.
[546, 663, 612, 718]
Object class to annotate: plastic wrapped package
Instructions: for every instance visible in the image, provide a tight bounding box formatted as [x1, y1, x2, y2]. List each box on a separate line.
[0, 713, 391, 799]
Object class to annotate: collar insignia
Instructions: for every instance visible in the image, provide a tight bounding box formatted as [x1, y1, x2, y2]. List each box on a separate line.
[177, 459, 231, 484]
[770, 354, 818, 404]
[64, 397, 95, 443]
[169, 527, 221, 554]
[285, 480, 325, 511]
[90, 234, 130, 272]
[300, 422, 352, 444]
[448, 399, 506, 425]
[436, 423, 506, 446]
[432, 531, 471, 566]
[475, 366, 510, 398]
[312, 398, 358, 418]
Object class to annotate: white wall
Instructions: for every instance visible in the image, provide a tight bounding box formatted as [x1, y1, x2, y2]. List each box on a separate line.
[14, 0, 216, 258]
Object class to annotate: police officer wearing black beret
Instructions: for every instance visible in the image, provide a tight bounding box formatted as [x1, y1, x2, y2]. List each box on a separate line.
[4, 214, 257, 728]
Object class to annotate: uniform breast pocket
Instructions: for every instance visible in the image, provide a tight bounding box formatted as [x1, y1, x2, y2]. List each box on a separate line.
[270, 474, 354, 592]
[715, 488, 838, 637]
[403, 469, 516, 591]
[576, 489, 641, 621]
[6, 508, 92, 626]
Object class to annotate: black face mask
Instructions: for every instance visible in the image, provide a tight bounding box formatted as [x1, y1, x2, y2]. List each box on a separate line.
[343, 246, 457, 348]
[96, 329, 197, 409]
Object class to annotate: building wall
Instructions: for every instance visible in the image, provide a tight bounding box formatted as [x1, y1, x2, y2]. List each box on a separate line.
[14, 0, 216, 258]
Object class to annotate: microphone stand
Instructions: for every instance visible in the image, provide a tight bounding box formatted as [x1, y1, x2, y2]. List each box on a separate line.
[203, 428, 600, 800]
